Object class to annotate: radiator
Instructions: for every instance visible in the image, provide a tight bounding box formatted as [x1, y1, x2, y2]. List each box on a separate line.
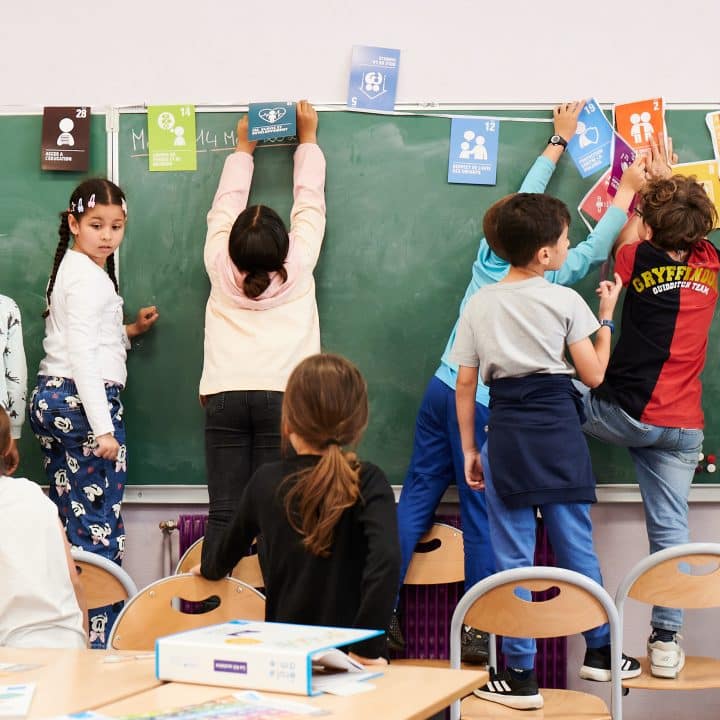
[176, 512, 567, 689]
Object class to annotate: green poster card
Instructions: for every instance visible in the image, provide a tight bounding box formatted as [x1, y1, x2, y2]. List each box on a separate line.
[147, 105, 197, 172]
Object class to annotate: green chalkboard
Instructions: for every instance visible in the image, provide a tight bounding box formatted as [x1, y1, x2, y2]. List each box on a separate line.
[118, 109, 719, 485]
[0, 114, 108, 480]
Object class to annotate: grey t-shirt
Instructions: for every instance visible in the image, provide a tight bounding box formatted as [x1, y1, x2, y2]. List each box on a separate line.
[450, 276, 600, 385]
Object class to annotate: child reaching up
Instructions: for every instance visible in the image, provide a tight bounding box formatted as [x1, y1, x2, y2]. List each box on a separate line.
[452, 192, 642, 710]
[201, 100, 327, 568]
[198, 354, 401, 663]
[0, 407, 87, 648]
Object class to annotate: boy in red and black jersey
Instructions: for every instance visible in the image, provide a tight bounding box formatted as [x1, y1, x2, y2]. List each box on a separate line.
[581, 173, 719, 680]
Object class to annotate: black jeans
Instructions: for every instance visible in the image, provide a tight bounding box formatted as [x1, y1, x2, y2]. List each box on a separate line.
[203, 390, 283, 564]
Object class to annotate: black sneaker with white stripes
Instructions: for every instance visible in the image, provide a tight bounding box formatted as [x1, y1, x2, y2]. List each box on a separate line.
[579, 645, 641, 682]
[473, 668, 543, 710]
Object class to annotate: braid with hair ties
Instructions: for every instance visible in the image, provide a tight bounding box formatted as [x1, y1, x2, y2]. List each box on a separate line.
[43, 211, 71, 318]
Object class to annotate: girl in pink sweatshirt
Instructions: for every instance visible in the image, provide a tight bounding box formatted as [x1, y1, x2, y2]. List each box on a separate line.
[200, 100, 327, 565]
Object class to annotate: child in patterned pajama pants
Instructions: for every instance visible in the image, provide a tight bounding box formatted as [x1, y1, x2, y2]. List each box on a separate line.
[30, 376, 127, 649]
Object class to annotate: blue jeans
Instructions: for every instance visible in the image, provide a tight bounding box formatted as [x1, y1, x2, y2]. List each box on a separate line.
[482, 443, 610, 669]
[577, 384, 703, 632]
[396, 376, 494, 598]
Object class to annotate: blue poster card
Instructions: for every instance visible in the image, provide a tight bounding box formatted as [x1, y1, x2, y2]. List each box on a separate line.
[248, 102, 296, 142]
[347, 45, 401, 111]
[566, 98, 613, 178]
[448, 117, 499, 185]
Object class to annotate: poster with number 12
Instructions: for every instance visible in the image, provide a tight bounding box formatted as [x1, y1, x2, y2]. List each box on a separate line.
[448, 117, 499, 185]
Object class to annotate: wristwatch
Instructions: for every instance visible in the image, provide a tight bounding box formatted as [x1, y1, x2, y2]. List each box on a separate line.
[548, 134, 568, 151]
[599, 319, 615, 333]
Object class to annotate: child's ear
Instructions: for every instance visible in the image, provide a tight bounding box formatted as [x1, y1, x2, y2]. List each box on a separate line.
[537, 246, 552, 267]
[68, 214, 80, 236]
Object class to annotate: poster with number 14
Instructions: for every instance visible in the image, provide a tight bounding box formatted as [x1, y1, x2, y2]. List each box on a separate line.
[448, 117, 499, 185]
[147, 104, 197, 172]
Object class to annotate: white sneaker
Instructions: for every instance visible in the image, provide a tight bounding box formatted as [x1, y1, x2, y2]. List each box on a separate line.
[647, 634, 685, 679]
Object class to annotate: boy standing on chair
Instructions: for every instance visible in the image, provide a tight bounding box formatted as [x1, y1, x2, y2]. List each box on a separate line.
[451, 191, 643, 710]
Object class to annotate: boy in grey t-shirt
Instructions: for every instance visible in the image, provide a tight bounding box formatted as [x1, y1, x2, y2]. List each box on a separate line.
[451, 192, 640, 710]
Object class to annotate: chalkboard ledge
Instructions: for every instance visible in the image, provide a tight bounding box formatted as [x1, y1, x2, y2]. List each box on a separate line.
[34, 483, 720, 505]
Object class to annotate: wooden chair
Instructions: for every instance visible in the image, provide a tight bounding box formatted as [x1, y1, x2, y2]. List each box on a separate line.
[175, 536, 264, 588]
[393, 522, 465, 667]
[449, 566, 623, 720]
[107, 574, 266, 650]
[71, 548, 138, 609]
[616, 542, 720, 692]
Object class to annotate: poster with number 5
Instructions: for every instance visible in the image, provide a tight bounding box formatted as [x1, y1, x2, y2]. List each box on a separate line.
[448, 118, 500, 185]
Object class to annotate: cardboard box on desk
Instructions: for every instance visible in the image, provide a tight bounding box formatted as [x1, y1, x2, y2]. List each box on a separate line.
[155, 620, 383, 696]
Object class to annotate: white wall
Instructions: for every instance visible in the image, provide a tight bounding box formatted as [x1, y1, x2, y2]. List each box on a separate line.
[1, 1, 717, 108]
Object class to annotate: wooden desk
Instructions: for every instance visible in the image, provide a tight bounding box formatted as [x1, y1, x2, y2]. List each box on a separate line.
[97, 665, 487, 720]
[0, 647, 161, 719]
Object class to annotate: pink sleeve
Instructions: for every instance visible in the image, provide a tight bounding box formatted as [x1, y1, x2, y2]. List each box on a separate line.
[204, 152, 254, 271]
[289, 144, 327, 270]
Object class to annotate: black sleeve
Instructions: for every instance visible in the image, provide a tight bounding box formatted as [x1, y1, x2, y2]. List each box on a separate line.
[200, 475, 261, 581]
[349, 464, 401, 658]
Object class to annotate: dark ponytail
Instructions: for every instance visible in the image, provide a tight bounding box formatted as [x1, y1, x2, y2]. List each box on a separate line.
[43, 178, 126, 316]
[229, 205, 289, 299]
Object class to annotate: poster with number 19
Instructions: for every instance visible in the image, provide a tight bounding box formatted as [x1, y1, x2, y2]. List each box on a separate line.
[448, 117, 500, 185]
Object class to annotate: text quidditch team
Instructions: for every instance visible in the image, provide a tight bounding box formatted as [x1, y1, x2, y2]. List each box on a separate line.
[0, 100, 717, 709]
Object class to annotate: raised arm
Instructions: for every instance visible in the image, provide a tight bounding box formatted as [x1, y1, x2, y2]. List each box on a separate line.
[204, 117, 257, 270]
[568, 273, 623, 387]
[289, 100, 326, 270]
[549, 155, 647, 286]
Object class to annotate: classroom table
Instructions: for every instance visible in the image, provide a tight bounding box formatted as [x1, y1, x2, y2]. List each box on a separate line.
[0, 647, 161, 719]
[96, 664, 488, 720]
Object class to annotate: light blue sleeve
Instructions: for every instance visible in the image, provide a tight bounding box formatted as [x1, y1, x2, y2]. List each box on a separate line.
[546, 205, 628, 287]
[436, 155, 558, 400]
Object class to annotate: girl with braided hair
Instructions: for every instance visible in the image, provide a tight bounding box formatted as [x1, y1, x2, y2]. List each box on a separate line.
[29, 178, 158, 647]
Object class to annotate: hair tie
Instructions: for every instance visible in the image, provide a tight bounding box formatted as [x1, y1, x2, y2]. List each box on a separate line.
[325, 438, 342, 448]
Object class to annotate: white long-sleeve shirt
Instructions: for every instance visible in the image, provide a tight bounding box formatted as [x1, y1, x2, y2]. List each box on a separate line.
[200, 143, 326, 395]
[38, 250, 129, 436]
[0, 475, 86, 649]
[0, 295, 27, 439]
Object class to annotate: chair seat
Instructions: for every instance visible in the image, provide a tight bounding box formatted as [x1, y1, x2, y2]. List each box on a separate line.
[461, 688, 610, 719]
[623, 656, 720, 690]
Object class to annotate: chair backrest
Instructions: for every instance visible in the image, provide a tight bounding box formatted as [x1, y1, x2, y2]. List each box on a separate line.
[108, 574, 266, 651]
[71, 549, 138, 609]
[175, 537, 265, 588]
[449, 566, 622, 720]
[404, 523, 464, 585]
[616, 542, 720, 613]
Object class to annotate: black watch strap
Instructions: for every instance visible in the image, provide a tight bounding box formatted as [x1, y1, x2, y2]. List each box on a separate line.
[548, 134, 568, 151]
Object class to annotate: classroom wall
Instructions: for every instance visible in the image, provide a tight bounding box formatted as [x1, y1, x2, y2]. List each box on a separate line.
[2, 0, 718, 107]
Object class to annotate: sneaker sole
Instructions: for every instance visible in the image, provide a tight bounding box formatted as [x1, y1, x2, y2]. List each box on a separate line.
[650, 657, 686, 679]
[579, 665, 642, 682]
[473, 689, 543, 710]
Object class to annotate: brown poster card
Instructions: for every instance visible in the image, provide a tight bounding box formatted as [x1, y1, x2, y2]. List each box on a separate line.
[41, 106, 91, 171]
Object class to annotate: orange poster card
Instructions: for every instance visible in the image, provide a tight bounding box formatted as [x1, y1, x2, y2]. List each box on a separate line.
[614, 98, 665, 155]
[705, 111, 720, 160]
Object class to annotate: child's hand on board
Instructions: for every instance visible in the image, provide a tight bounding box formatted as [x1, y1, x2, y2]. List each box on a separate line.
[94, 433, 120, 461]
[617, 154, 647, 195]
[126, 306, 159, 338]
[3, 438, 19, 475]
[553, 100, 585, 142]
[596, 272, 623, 318]
[646, 135, 678, 181]
[235, 116, 257, 155]
[296, 100, 318, 144]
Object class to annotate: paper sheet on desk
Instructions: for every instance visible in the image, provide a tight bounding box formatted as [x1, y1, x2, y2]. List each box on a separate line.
[0, 683, 35, 718]
[310, 649, 381, 694]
